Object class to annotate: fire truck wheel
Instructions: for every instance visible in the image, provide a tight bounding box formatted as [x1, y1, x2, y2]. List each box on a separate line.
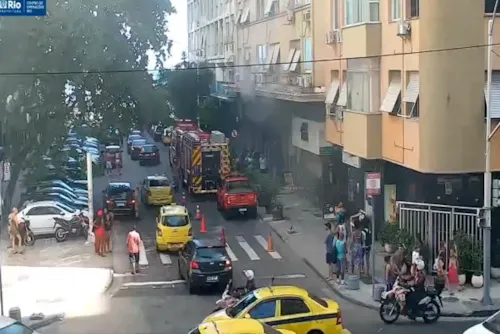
[216, 200, 222, 211]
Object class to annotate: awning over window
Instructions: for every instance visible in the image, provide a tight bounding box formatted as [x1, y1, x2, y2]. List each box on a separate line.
[484, 73, 500, 118]
[337, 82, 347, 107]
[289, 50, 301, 72]
[264, 0, 275, 15]
[271, 44, 280, 64]
[325, 80, 340, 105]
[403, 73, 419, 103]
[380, 78, 401, 112]
[282, 49, 295, 71]
[240, 7, 250, 23]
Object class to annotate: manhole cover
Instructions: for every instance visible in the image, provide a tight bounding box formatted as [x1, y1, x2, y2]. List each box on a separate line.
[442, 296, 459, 303]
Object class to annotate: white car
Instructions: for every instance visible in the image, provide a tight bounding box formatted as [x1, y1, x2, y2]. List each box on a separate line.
[0, 315, 41, 333]
[19, 201, 84, 236]
[463, 310, 500, 334]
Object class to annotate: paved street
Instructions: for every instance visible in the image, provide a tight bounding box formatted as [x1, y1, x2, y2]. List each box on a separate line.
[34, 131, 483, 333]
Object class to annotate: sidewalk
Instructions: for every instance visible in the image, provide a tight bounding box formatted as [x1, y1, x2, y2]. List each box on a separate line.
[262, 191, 500, 317]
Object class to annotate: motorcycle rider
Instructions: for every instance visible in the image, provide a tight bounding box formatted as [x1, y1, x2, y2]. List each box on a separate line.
[232, 270, 256, 296]
[405, 258, 426, 320]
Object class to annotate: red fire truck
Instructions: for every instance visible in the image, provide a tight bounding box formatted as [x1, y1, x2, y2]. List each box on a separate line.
[168, 119, 197, 167]
[179, 130, 231, 194]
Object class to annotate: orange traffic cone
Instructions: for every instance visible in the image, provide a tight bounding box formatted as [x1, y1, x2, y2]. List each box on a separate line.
[267, 233, 274, 252]
[195, 205, 201, 220]
[221, 228, 226, 245]
[200, 214, 207, 233]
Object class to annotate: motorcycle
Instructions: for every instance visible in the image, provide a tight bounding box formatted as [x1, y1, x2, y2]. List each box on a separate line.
[20, 220, 35, 246]
[213, 279, 239, 312]
[53, 214, 89, 242]
[379, 277, 442, 324]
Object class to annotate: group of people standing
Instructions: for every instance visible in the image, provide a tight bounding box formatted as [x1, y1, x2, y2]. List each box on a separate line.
[93, 208, 114, 256]
[325, 203, 372, 285]
[104, 150, 122, 176]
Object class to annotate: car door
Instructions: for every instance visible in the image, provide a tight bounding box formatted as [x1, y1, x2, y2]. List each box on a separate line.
[273, 297, 313, 334]
[142, 179, 149, 202]
[244, 299, 278, 323]
[22, 207, 46, 235]
[43, 206, 66, 233]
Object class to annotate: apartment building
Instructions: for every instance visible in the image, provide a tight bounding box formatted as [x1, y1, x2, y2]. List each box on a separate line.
[316, 0, 500, 219]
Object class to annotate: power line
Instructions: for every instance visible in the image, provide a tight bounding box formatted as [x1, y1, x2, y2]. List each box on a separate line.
[0, 41, 498, 77]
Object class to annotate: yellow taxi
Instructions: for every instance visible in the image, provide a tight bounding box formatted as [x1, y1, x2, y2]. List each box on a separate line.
[156, 204, 192, 252]
[203, 286, 343, 334]
[142, 175, 174, 206]
[189, 319, 296, 334]
[162, 127, 172, 145]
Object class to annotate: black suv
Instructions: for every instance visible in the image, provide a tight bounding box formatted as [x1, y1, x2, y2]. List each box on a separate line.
[103, 182, 135, 216]
[178, 238, 233, 294]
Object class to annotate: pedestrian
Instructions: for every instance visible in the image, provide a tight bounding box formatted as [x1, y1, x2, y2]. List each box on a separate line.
[259, 154, 267, 173]
[127, 225, 141, 274]
[105, 152, 112, 176]
[335, 231, 347, 285]
[384, 255, 394, 291]
[8, 208, 22, 254]
[350, 221, 364, 275]
[134, 186, 141, 219]
[94, 210, 106, 256]
[104, 208, 114, 253]
[448, 247, 460, 295]
[361, 224, 372, 276]
[434, 250, 446, 295]
[325, 227, 336, 280]
[115, 150, 122, 176]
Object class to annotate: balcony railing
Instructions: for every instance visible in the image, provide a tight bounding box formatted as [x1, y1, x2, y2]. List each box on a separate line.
[210, 82, 238, 100]
[252, 72, 324, 102]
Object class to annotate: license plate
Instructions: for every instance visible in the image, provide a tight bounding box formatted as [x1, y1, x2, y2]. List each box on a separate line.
[239, 208, 247, 212]
[206, 276, 219, 282]
[145, 154, 151, 156]
[116, 203, 125, 207]
[323, 213, 335, 219]
[169, 243, 182, 248]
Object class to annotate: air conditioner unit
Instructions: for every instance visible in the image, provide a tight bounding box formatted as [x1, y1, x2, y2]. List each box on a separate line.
[244, 50, 251, 61]
[286, 9, 294, 22]
[303, 10, 311, 22]
[397, 20, 411, 37]
[297, 76, 304, 87]
[303, 75, 312, 88]
[325, 30, 336, 44]
[335, 30, 343, 43]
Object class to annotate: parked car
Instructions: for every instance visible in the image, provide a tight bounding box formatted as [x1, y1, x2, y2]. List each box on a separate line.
[0, 314, 42, 334]
[463, 309, 500, 334]
[138, 144, 160, 165]
[18, 201, 85, 237]
[40, 175, 88, 190]
[178, 238, 232, 294]
[26, 180, 88, 197]
[35, 187, 87, 203]
[130, 138, 147, 160]
[127, 134, 143, 153]
[24, 192, 88, 210]
[103, 182, 135, 216]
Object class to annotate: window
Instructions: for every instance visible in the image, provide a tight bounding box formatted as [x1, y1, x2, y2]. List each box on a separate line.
[409, 0, 419, 17]
[308, 292, 328, 307]
[280, 298, 310, 315]
[257, 0, 265, 19]
[300, 122, 309, 141]
[345, 0, 379, 25]
[142, 145, 158, 153]
[289, 50, 301, 72]
[149, 178, 169, 187]
[282, 49, 295, 71]
[26, 207, 47, 215]
[380, 71, 401, 113]
[402, 72, 419, 118]
[46, 206, 62, 215]
[303, 38, 312, 72]
[257, 45, 268, 72]
[161, 215, 188, 227]
[195, 247, 227, 260]
[0, 321, 34, 334]
[227, 292, 257, 317]
[346, 71, 370, 112]
[391, 0, 401, 21]
[248, 300, 277, 319]
[331, 0, 339, 29]
[264, 0, 278, 16]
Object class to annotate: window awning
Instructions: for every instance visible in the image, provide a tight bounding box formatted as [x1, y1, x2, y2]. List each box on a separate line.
[264, 0, 275, 15]
[271, 44, 280, 64]
[380, 78, 401, 112]
[282, 49, 295, 71]
[240, 7, 250, 23]
[484, 73, 500, 118]
[403, 73, 419, 103]
[235, 10, 242, 23]
[289, 50, 301, 72]
[337, 82, 347, 106]
[325, 80, 340, 105]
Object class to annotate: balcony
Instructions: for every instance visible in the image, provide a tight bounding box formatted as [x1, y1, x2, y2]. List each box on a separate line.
[342, 23, 381, 59]
[342, 110, 382, 159]
[210, 82, 238, 101]
[253, 73, 325, 103]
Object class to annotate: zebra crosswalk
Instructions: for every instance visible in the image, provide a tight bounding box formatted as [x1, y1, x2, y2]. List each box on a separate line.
[141, 235, 282, 266]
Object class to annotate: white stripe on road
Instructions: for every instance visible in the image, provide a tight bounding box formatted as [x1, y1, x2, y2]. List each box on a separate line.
[139, 241, 149, 266]
[123, 280, 185, 287]
[225, 245, 238, 262]
[235, 236, 260, 260]
[254, 235, 282, 259]
[159, 253, 172, 265]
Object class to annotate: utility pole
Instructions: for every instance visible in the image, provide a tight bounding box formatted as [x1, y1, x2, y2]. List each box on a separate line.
[85, 152, 94, 244]
[483, 0, 499, 306]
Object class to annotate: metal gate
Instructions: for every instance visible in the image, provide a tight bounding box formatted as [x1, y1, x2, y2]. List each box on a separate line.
[397, 201, 482, 261]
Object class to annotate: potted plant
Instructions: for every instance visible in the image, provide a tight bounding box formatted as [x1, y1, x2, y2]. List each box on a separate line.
[379, 223, 399, 253]
[471, 244, 484, 288]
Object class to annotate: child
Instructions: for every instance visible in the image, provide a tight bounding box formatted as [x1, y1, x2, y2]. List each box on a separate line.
[434, 250, 446, 295]
[335, 232, 347, 285]
[448, 247, 459, 295]
[384, 255, 394, 291]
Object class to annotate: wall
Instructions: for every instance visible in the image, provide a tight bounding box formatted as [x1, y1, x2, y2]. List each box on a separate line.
[291, 116, 327, 155]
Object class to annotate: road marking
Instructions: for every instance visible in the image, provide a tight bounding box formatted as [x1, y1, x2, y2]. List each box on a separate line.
[159, 253, 172, 265]
[235, 236, 260, 260]
[122, 280, 185, 287]
[254, 235, 282, 259]
[139, 241, 149, 266]
[225, 245, 238, 262]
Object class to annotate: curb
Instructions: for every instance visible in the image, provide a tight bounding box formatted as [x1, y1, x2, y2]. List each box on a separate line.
[104, 269, 114, 293]
[267, 220, 499, 318]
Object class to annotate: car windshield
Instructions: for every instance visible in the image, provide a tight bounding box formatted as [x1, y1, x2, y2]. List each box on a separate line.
[132, 139, 146, 146]
[108, 185, 132, 199]
[142, 145, 157, 153]
[106, 147, 121, 153]
[195, 247, 226, 260]
[161, 215, 188, 227]
[226, 292, 257, 318]
[227, 180, 251, 191]
[149, 179, 169, 187]
[128, 135, 142, 141]
[0, 321, 34, 334]
[483, 311, 500, 334]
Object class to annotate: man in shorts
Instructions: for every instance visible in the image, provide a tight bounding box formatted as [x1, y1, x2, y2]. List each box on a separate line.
[127, 225, 141, 274]
[8, 207, 22, 254]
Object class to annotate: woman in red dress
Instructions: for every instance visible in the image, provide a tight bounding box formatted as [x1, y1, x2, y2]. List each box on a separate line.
[94, 210, 106, 256]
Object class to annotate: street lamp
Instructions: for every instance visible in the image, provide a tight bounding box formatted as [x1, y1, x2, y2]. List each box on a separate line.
[484, 0, 499, 306]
